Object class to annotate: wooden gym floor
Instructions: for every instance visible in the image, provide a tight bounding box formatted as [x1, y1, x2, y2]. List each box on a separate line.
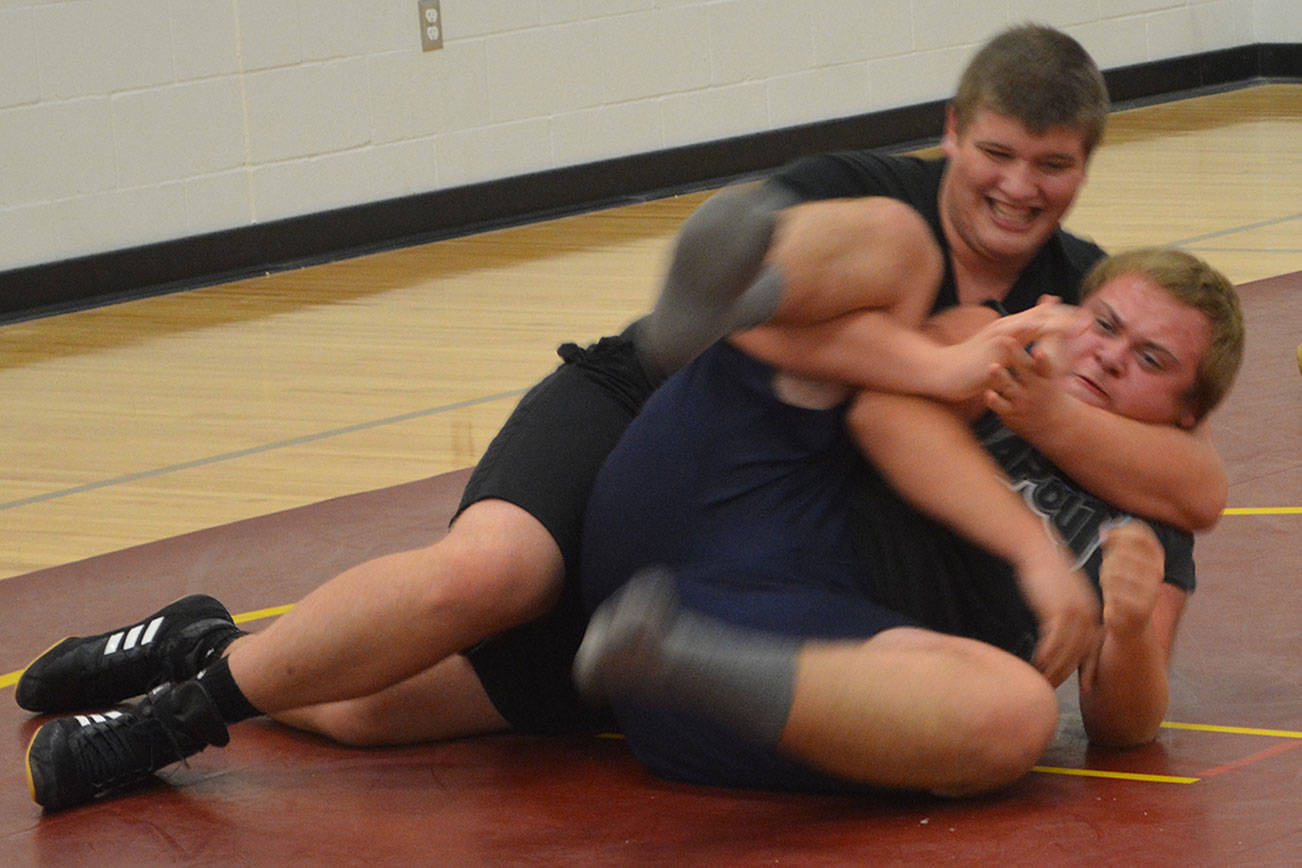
[1, 84, 1299, 864]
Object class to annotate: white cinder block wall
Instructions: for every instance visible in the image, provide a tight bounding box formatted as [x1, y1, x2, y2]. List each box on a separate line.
[0, 0, 1294, 273]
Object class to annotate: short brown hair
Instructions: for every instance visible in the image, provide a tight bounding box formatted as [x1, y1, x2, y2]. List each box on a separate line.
[953, 24, 1110, 154]
[1081, 248, 1244, 422]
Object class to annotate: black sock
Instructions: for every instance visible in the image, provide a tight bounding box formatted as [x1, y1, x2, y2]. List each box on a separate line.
[195, 655, 262, 725]
[184, 625, 247, 679]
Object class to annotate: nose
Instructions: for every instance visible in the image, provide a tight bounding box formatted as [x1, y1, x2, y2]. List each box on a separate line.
[1095, 341, 1126, 376]
[998, 160, 1038, 200]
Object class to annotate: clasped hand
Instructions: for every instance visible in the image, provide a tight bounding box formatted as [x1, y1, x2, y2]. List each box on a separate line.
[1015, 543, 1100, 688]
[939, 296, 1086, 404]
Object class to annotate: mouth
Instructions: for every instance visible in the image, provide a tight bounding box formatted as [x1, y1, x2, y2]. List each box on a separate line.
[986, 197, 1041, 230]
[1071, 373, 1109, 406]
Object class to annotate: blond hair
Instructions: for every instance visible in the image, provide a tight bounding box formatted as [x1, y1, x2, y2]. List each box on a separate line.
[1081, 248, 1244, 421]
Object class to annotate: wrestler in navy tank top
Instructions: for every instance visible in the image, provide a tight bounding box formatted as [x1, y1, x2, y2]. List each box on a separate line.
[579, 339, 916, 793]
[581, 340, 913, 640]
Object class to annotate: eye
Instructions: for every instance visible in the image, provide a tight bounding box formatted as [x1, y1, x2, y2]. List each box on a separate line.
[980, 146, 1013, 162]
[1094, 316, 1116, 333]
[1137, 350, 1165, 371]
[1037, 159, 1075, 174]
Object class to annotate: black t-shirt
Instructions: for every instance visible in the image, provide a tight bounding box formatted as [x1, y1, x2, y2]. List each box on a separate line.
[766, 150, 1192, 658]
[769, 151, 1105, 311]
[849, 414, 1195, 660]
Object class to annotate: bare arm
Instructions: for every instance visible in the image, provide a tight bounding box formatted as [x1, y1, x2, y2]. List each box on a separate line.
[735, 297, 1082, 405]
[726, 191, 1224, 530]
[745, 277, 1225, 530]
[734, 314, 1019, 401]
[839, 305, 1101, 687]
[989, 354, 1226, 530]
[1078, 522, 1183, 747]
[847, 387, 1099, 687]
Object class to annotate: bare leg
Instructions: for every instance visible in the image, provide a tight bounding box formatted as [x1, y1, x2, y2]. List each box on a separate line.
[784, 628, 1057, 796]
[226, 498, 564, 716]
[644, 184, 794, 372]
[23, 501, 568, 811]
[646, 190, 943, 373]
[727, 198, 961, 396]
[273, 655, 509, 746]
[766, 196, 943, 329]
[577, 571, 1056, 797]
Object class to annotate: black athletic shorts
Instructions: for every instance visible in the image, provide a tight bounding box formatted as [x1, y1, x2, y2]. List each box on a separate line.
[456, 319, 665, 735]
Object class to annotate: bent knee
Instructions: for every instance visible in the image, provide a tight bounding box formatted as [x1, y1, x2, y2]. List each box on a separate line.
[777, 197, 942, 317]
[428, 499, 567, 627]
[939, 661, 1058, 796]
[872, 631, 1058, 796]
[853, 198, 944, 309]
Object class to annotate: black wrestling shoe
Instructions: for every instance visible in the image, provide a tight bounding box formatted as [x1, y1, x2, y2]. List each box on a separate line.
[16, 595, 244, 713]
[26, 680, 230, 811]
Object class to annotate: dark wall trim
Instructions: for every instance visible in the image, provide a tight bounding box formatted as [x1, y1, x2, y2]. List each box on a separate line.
[3, 43, 1298, 323]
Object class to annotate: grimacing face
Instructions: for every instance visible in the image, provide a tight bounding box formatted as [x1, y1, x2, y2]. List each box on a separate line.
[939, 107, 1089, 268]
[1059, 272, 1212, 429]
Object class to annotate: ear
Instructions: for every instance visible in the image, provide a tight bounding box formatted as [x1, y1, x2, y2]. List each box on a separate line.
[941, 105, 960, 158]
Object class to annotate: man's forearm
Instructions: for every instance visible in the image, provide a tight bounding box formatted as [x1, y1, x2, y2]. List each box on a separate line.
[1079, 582, 1184, 747]
[847, 391, 1060, 567]
[849, 389, 1100, 687]
[1079, 626, 1170, 747]
[1019, 402, 1226, 531]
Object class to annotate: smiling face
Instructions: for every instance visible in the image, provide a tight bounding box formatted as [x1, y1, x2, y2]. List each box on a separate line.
[939, 107, 1089, 271]
[1059, 272, 1213, 428]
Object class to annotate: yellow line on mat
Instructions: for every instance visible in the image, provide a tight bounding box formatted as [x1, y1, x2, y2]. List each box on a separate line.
[1033, 766, 1199, 784]
[233, 604, 294, 624]
[1222, 506, 1301, 515]
[1161, 721, 1302, 739]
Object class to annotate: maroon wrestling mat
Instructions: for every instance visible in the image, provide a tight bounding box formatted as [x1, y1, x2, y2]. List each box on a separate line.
[3, 273, 1298, 865]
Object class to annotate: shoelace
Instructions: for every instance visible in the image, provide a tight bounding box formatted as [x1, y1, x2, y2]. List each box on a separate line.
[75, 710, 189, 793]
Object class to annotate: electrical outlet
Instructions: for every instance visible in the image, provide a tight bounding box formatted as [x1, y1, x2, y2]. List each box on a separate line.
[418, 0, 443, 51]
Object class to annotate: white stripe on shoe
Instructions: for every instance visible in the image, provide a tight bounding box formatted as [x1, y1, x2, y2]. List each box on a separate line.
[102, 617, 165, 656]
[141, 616, 164, 645]
[75, 711, 125, 728]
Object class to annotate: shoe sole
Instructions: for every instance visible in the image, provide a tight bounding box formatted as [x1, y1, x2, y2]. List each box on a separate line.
[14, 636, 74, 712]
[25, 727, 43, 806]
